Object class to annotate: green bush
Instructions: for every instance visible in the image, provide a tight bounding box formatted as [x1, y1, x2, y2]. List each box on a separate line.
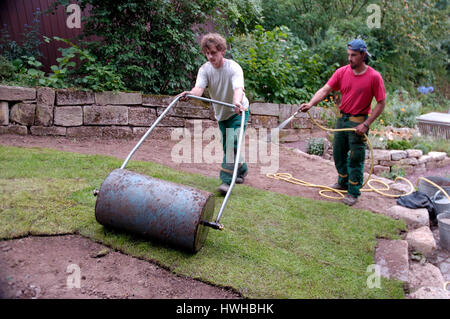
[412, 143, 432, 155]
[5, 36, 125, 92]
[261, 0, 449, 94]
[8, 56, 46, 87]
[230, 25, 337, 104]
[410, 135, 450, 156]
[307, 137, 325, 156]
[377, 91, 422, 128]
[44, 37, 125, 91]
[380, 165, 406, 180]
[50, 0, 263, 95]
[0, 55, 15, 81]
[386, 139, 412, 151]
[367, 134, 387, 150]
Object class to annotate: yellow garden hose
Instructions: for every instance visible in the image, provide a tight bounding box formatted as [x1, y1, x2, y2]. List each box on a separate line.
[267, 110, 420, 200]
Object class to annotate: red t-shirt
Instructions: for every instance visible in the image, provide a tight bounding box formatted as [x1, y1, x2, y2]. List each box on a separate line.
[327, 65, 385, 115]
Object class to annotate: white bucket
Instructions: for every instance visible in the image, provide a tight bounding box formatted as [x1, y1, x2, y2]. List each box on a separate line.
[432, 187, 450, 217]
[437, 212, 450, 251]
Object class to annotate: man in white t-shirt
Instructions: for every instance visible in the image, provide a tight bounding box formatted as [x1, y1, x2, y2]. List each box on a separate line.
[178, 33, 250, 195]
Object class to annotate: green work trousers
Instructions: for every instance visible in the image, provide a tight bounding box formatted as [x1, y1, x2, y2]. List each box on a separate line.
[333, 114, 368, 197]
[218, 110, 250, 185]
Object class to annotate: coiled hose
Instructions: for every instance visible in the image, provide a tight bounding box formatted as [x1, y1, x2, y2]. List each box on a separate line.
[267, 110, 450, 201]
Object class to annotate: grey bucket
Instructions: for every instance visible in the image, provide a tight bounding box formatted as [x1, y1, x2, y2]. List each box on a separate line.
[437, 212, 450, 251]
[418, 176, 450, 198]
[431, 187, 450, 217]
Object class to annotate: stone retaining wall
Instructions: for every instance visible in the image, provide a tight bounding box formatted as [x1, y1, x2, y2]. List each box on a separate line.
[325, 147, 449, 175]
[0, 85, 333, 140]
[1, 85, 448, 174]
[367, 149, 450, 175]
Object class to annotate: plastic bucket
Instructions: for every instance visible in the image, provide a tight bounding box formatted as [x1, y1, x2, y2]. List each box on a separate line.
[418, 176, 450, 198]
[432, 187, 450, 217]
[437, 212, 450, 251]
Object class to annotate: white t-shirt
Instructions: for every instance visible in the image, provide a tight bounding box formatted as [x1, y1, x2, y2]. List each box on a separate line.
[195, 59, 249, 121]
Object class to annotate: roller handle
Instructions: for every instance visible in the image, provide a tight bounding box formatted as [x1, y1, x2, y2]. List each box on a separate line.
[200, 220, 224, 230]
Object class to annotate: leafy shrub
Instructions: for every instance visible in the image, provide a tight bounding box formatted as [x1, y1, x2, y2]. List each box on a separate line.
[44, 37, 125, 91]
[9, 56, 46, 87]
[410, 135, 450, 156]
[412, 143, 432, 155]
[0, 55, 15, 81]
[307, 137, 325, 156]
[230, 25, 337, 104]
[380, 165, 406, 180]
[386, 139, 412, 151]
[261, 0, 448, 96]
[367, 134, 387, 150]
[377, 91, 421, 128]
[50, 0, 263, 95]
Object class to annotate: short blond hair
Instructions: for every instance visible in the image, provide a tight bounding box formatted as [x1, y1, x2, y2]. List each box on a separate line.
[200, 33, 227, 53]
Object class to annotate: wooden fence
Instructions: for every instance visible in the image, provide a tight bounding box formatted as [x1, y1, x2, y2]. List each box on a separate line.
[0, 0, 87, 72]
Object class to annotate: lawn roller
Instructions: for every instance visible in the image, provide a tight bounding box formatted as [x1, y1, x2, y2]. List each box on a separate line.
[93, 94, 246, 253]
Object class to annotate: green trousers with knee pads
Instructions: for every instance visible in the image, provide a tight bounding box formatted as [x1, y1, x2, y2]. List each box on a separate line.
[333, 113, 368, 198]
[218, 110, 250, 185]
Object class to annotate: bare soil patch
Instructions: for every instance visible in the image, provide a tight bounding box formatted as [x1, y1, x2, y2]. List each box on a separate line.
[0, 235, 240, 299]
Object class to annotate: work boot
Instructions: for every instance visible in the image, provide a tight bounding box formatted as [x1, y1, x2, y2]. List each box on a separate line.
[235, 171, 248, 184]
[343, 194, 358, 206]
[330, 182, 347, 190]
[218, 183, 230, 195]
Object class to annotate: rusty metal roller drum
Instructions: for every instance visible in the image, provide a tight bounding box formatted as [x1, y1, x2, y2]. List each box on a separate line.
[95, 169, 215, 252]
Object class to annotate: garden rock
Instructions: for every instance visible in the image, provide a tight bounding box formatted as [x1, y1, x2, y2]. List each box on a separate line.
[406, 149, 423, 158]
[251, 115, 279, 128]
[408, 286, 450, 299]
[0, 125, 27, 135]
[408, 262, 445, 292]
[37, 87, 55, 105]
[390, 182, 413, 194]
[84, 105, 128, 125]
[56, 89, 94, 105]
[95, 91, 142, 105]
[406, 226, 436, 257]
[418, 155, 432, 164]
[372, 149, 391, 161]
[30, 126, 66, 136]
[428, 152, 446, 161]
[0, 101, 8, 125]
[34, 104, 54, 127]
[67, 126, 103, 138]
[373, 165, 390, 175]
[54, 106, 83, 127]
[384, 205, 429, 229]
[249, 102, 279, 116]
[10, 103, 35, 126]
[0, 85, 36, 101]
[128, 107, 156, 126]
[103, 126, 133, 139]
[390, 150, 407, 161]
[375, 239, 409, 282]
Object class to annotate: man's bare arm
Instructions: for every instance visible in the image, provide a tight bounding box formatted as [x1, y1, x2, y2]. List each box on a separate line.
[299, 84, 333, 112]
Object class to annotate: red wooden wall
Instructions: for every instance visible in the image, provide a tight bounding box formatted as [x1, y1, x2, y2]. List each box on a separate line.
[0, 0, 88, 72]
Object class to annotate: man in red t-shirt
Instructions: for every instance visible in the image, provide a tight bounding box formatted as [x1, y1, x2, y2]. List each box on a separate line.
[299, 39, 386, 206]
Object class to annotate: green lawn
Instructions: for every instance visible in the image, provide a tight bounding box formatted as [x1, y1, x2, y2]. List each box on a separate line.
[0, 144, 406, 298]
